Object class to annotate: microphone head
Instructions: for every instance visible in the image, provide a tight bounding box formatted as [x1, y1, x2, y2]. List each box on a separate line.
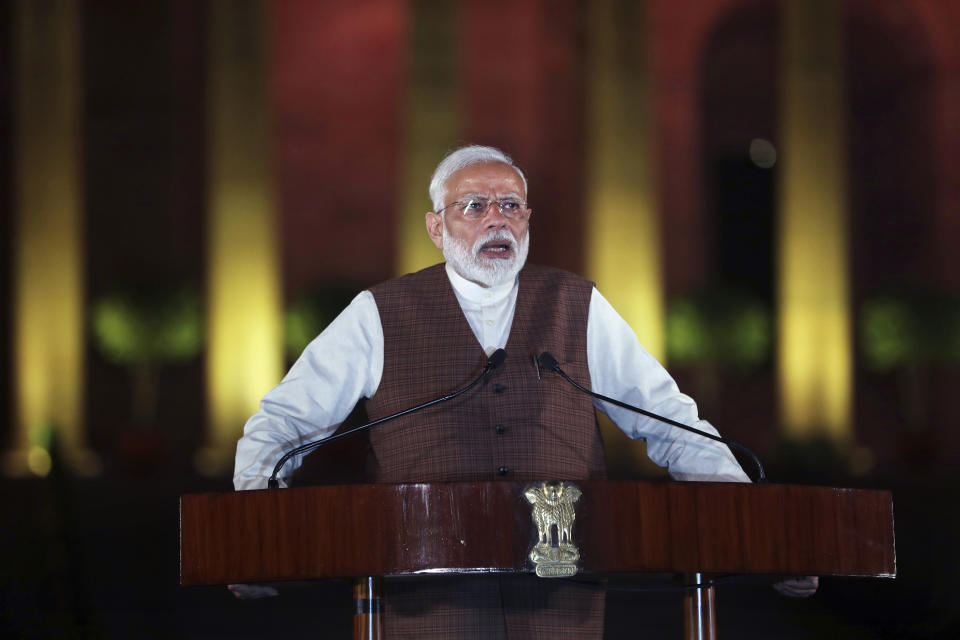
[538, 352, 559, 371]
[487, 348, 507, 369]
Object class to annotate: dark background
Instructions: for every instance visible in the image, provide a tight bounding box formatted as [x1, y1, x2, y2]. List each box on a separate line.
[3, 0, 960, 637]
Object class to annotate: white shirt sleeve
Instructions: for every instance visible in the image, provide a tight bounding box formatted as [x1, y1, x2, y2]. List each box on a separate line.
[232, 291, 384, 490]
[586, 288, 750, 482]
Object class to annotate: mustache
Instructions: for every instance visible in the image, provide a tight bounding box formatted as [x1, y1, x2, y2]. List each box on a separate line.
[472, 229, 517, 255]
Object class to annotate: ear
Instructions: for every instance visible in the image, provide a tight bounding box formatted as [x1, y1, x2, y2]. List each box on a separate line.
[425, 211, 444, 250]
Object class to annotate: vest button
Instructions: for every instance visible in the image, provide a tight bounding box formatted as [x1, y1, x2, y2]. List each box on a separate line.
[495, 424, 507, 434]
[497, 465, 510, 475]
[493, 383, 506, 393]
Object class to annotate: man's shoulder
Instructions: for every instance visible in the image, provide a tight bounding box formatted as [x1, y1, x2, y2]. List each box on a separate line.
[520, 264, 595, 289]
[368, 263, 446, 295]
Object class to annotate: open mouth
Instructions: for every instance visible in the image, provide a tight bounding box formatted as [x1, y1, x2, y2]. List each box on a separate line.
[479, 240, 514, 258]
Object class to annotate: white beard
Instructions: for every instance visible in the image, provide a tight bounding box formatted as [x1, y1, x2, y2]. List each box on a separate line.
[442, 224, 530, 287]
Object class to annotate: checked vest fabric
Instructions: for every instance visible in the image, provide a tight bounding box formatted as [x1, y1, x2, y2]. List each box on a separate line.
[366, 263, 607, 484]
[365, 263, 607, 639]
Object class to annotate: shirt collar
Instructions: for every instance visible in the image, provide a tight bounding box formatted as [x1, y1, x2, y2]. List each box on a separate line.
[445, 262, 518, 305]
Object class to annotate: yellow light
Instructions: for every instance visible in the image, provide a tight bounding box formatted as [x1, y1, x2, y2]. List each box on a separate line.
[396, 0, 460, 275]
[585, 0, 664, 473]
[27, 446, 52, 478]
[777, 0, 852, 441]
[585, 0, 663, 360]
[199, 0, 283, 475]
[5, 0, 99, 477]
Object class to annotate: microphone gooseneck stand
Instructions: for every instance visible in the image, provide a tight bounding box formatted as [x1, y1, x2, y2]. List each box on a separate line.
[538, 350, 769, 640]
[536, 351, 767, 483]
[264, 348, 507, 640]
[266, 349, 508, 489]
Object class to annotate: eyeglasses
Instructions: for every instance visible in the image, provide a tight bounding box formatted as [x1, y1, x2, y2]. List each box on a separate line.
[437, 197, 529, 220]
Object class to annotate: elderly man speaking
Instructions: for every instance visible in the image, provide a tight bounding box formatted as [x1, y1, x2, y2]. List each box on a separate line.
[233, 145, 815, 638]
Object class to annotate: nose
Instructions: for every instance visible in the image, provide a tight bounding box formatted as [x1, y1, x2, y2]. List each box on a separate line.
[482, 202, 509, 228]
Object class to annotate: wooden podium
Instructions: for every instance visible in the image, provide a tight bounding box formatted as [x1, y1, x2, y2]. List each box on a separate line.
[180, 481, 895, 639]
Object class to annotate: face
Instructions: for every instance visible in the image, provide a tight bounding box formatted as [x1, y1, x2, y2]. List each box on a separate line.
[425, 162, 532, 287]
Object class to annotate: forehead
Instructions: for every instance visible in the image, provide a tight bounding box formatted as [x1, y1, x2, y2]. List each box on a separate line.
[445, 162, 525, 199]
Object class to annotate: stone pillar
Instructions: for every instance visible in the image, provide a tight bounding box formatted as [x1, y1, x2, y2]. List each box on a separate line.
[397, 0, 459, 275]
[198, 0, 283, 475]
[777, 0, 852, 441]
[6, 0, 99, 477]
[586, 0, 667, 475]
[585, 0, 664, 361]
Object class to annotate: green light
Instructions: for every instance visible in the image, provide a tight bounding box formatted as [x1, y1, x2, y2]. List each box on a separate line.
[91, 288, 203, 366]
[859, 291, 960, 371]
[284, 299, 325, 361]
[665, 300, 706, 363]
[666, 289, 771, 370]
[860, 298, 910, 371]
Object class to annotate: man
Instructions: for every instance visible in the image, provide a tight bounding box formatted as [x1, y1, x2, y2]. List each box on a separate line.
[233, 145, 816, 636]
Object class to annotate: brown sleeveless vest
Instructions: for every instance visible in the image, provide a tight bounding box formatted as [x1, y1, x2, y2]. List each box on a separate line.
[366, 263, 606, 483]
[367, 264, 607, 639]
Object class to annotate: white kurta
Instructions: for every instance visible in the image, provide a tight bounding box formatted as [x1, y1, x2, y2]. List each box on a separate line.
[234, 264, 750, 489]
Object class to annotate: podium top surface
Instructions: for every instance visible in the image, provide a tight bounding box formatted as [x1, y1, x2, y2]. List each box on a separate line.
[179, 480, 895, 586]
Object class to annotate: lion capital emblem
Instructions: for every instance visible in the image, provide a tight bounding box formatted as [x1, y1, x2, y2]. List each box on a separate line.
[524, 481, 582, 578]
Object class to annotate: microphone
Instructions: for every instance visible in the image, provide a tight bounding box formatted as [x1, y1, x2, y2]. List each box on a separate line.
[537, 352, 767, 483]
[266, 348, 508, 488]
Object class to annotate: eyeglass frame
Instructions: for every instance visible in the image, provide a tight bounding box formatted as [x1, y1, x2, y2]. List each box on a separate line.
[436, 196, 530, 220]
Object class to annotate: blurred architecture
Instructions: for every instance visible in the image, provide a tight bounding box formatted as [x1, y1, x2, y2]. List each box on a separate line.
[3, 1, 960, 638]
[5, 0, 959, 480]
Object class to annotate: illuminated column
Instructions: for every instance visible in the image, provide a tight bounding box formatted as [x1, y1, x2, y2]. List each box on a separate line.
[5, 0, 98, 477]
[397, 0, 459, 275]
[777, 0, 851, 441]
[585, 0, 664, 360]
[198, 0, 283, 475]
[586, 0, 665, 475]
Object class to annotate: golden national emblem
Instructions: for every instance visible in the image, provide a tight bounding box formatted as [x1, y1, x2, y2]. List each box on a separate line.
[524, 481, 582, 578]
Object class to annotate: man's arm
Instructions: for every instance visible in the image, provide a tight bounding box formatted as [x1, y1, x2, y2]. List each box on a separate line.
[587, 289, 818, 597]
[586, 288, 750, 482]
[233, 291, 384, 490]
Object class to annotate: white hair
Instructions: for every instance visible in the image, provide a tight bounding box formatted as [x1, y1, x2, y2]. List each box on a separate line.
[428, 145, 528, 212]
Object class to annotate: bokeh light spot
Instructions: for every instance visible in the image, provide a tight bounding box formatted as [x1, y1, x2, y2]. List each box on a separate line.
[749, 138, 777, 169]
[27, 446, 52, 477]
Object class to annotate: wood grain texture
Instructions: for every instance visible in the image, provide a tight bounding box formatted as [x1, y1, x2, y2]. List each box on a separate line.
[179, 481, 895, 586]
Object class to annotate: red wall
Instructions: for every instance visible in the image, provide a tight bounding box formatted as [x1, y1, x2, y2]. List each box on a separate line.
[271, 0, 406, 294]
